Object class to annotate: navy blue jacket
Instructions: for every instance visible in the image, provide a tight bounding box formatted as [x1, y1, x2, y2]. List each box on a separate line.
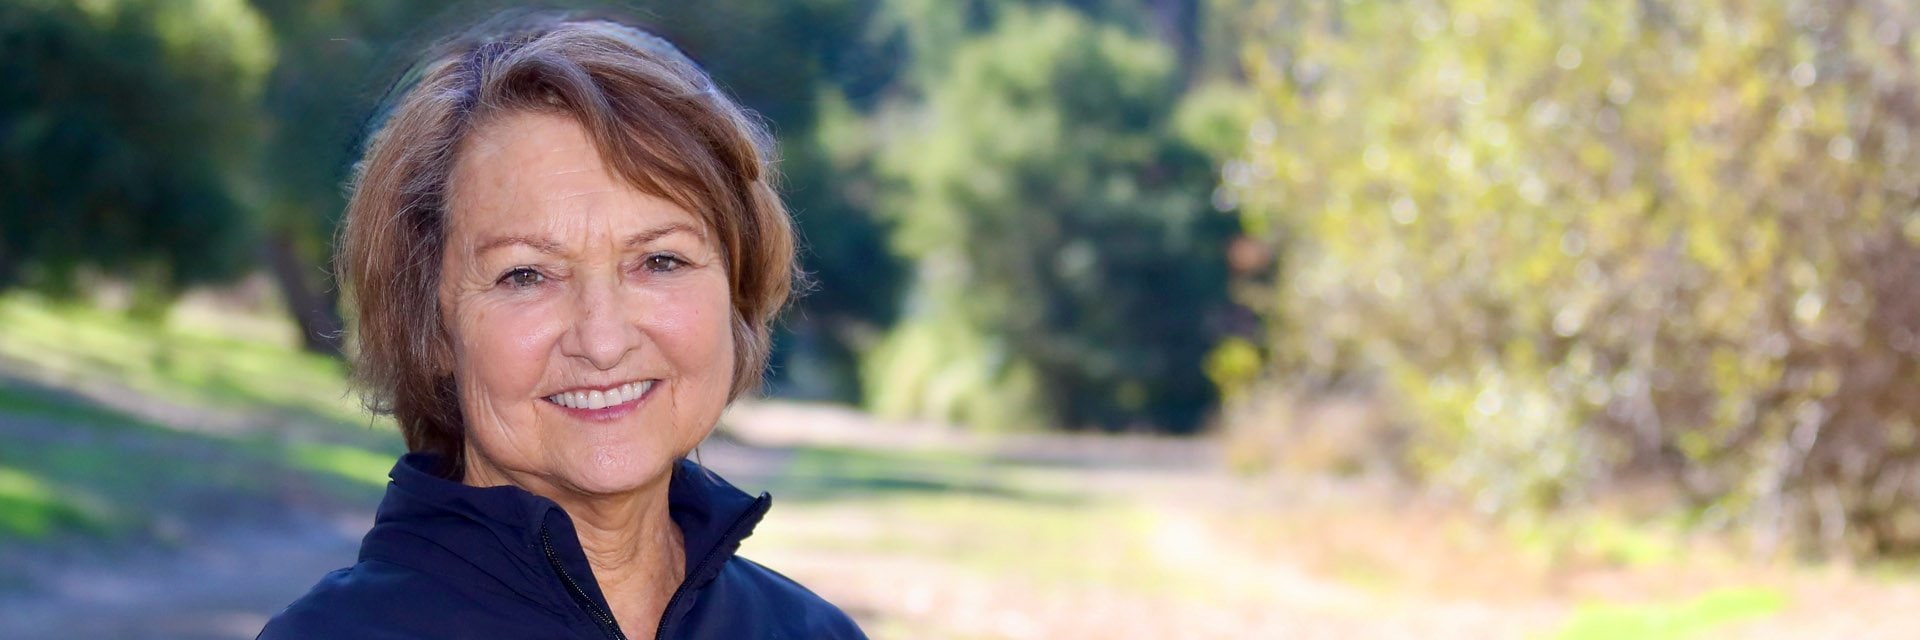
[260, 453, 865, 639]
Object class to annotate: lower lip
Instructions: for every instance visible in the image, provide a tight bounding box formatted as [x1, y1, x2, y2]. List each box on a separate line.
[545, 382, 657, 422]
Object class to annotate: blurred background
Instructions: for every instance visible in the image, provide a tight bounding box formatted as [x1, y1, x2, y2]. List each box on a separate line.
[2, 0, 1919, 637]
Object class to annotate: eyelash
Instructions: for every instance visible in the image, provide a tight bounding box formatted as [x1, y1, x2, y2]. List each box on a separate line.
[493, 254, 686, 289]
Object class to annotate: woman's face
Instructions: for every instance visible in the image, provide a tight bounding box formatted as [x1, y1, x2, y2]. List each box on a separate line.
[439, 111, 734, 497]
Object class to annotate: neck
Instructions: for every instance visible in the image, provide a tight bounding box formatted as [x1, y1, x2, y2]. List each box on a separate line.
[463, 453, 686, 640]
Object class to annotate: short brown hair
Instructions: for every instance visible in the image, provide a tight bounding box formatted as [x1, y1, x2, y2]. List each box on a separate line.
[337, 12, 794, 475]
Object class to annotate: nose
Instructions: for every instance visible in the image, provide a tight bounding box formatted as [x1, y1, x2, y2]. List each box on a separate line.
[560, 273, 640, 370]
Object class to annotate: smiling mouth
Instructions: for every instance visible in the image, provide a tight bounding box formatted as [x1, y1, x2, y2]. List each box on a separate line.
[543, 380, 655, 410]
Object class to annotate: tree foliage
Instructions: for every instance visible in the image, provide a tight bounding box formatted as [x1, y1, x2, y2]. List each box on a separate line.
[867, 5, 1234, 432]
[1233, 0, 1920, 556]
[0, 0, 274, 299]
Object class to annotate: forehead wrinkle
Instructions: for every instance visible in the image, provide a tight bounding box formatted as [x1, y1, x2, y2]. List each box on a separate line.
[543, 185, 624, 208]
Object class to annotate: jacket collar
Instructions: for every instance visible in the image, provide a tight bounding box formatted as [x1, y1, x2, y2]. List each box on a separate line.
[363, 452, 772, 617]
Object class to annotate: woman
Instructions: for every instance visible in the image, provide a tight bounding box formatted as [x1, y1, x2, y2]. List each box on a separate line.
[261, 12, 865, 640]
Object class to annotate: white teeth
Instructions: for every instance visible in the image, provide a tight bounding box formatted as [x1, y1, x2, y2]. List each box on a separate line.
[546, 381, 652, 410]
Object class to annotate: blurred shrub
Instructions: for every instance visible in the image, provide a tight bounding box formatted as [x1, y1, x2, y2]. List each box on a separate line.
[1231, 0, 1920, 557]
[863, 5, 1236, 432]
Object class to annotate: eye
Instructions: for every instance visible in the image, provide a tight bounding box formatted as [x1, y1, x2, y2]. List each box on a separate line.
[642, 254, 688, 273]
[497, 267, 545, 289]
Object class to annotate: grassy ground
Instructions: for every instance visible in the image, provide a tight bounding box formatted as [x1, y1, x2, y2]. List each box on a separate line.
[0, 292, 398, 547]
[2, 291, 1917, 638]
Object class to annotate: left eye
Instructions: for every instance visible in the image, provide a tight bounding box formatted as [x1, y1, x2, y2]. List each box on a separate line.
[642, 254, 686, 272]
[498, 267, 544, 289]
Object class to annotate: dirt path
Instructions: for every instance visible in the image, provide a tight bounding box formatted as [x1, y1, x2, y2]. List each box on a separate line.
[717, 403, 1567, 638]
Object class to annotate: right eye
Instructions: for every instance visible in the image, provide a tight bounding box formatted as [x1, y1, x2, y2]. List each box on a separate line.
[497, 267, 545, 289]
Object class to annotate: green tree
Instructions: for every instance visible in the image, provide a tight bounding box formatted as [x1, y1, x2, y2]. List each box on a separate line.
[0, 0, 275, 305]
[867, 5, 1234, 432]
[1232, 0, 1920, 557]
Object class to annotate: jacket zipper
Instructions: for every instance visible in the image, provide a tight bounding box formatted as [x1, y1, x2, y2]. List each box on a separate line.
[542, 524, 628, 640]
[653, 495, 771, 640]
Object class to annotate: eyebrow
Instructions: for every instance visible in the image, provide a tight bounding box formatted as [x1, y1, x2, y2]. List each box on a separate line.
[622, 222, 706, 249]
[473, 223, 706, 257]
[474, 234, 563, 256]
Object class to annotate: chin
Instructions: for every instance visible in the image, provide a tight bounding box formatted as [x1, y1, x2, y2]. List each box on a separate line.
[561, 442, 681, 496]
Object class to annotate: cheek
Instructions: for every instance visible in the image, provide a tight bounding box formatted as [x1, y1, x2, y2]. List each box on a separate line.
[644, 280, 735, 384]
[453, 300, 564, 397]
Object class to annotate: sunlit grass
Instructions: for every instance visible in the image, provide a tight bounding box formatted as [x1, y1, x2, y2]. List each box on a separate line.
[1553, 586, 1787, 640]
[288, 442, 396, 488]
[0, 292, 365, 425]
[0, 465, 110, 539]
[0, 380, 397, 544]
[1510, 510, 1692, 569]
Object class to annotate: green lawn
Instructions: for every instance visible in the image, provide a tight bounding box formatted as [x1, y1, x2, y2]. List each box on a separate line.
[0, 292, 370, 425]
[0, 293, 400, 543]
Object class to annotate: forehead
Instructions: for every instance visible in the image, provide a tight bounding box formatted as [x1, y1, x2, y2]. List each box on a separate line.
[445, 111, 710, 240]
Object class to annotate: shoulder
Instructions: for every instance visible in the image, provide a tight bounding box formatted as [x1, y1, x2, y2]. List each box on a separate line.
[685, 556, 867, 639]
[258, 562, 425, 640]
[256, 560, 555, 640]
